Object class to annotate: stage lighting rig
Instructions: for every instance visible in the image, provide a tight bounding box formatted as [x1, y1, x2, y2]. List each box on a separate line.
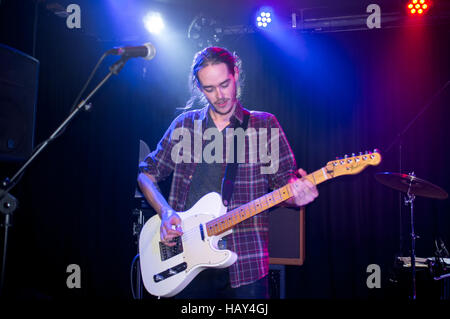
[187, 15, 224, 48]
[188, 14, 259, 47]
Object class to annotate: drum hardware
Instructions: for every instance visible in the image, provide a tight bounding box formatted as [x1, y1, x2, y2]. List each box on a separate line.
[375, 171, 448, 299]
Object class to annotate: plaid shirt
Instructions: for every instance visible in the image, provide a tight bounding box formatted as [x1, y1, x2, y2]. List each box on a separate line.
[139, 103, 297, 288]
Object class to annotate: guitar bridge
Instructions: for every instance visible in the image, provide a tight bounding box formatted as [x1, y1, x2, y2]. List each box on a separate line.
[159, 236, 183, 261]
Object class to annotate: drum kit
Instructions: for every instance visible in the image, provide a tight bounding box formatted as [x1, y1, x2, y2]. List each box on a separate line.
[375, 171, 448, 300]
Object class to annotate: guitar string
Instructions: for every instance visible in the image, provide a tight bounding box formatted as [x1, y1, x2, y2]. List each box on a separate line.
[163, 186, 290, 244]
[175, 191, 286, 243]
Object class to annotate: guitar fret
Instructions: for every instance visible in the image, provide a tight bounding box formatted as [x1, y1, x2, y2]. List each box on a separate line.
[286, 184, 293, 198]
[267, 193, 274, 207]
[240, 207, 246, 218]
[280, 186, 288, 200]
[261, 196, 268, 210]
[272, 191, 279, 204]
[249, 202, 256, 215]
[255, 198, 261, 211]
[311, 171, 318, 185]
[273, 190, 281, 203]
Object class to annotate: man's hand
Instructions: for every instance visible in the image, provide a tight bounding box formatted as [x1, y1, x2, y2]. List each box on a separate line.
[160, 207, 183, 247]
[288, 168, 319, 207]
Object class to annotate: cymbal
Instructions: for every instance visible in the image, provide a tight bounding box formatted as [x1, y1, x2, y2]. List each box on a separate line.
[375, 172, 448, 200]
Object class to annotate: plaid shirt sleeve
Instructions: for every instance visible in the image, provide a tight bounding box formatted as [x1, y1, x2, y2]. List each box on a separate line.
[139, 117, 180, 182]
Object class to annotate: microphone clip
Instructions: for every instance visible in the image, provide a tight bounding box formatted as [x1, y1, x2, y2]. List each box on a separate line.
[109, 55, 131, 75]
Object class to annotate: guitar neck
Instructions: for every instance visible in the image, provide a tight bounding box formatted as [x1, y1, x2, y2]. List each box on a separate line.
[205, 167, 332, 237]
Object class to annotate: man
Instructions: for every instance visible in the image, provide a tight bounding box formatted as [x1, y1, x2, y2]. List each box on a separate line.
[138, 47, 318, 298]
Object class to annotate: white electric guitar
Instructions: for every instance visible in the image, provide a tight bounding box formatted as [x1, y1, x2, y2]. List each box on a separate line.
[139, 150, 382, 297]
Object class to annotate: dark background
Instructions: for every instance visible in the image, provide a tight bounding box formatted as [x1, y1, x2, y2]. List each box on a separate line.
[0, 0, 449, 299]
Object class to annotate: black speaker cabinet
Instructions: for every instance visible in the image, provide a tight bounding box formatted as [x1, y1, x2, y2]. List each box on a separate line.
[0, 44, 39, 162]
[269, 206, 305, 265]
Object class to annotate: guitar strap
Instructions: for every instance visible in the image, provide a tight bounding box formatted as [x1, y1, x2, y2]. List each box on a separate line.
[221, 111, 250, 207]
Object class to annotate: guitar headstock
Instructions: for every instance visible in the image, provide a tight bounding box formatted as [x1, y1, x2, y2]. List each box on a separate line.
[326, 149, 382, 177]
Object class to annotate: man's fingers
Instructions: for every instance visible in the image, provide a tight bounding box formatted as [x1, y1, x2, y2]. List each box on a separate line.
[291, 176, 319, 206]
[161, 224, 182, 246]
[298, 168, 307, 177]
[167, 228, 183, 237]
[160, 232, 178, 246]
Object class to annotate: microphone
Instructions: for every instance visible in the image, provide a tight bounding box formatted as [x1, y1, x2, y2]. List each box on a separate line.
[107, 43, 156, 60]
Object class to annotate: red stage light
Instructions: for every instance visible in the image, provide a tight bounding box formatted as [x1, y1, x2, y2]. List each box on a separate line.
[407, 0, 431, 15]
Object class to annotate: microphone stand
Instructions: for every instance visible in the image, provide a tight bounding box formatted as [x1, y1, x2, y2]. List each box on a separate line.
[0, 55, 131, 296]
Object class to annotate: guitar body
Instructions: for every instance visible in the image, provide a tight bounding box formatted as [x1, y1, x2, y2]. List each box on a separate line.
[139, 192, 237, 297]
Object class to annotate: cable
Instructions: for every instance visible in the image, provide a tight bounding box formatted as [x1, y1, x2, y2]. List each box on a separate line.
[69, 52, 108, 113]
[130, 253, 140, 299]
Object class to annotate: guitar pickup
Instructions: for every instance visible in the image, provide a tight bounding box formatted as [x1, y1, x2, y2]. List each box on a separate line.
[159, 236, 183, 261]
[153, 262, 187, 283]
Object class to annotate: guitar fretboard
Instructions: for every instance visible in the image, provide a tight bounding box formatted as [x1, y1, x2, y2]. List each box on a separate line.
[205, 167, 333, 237]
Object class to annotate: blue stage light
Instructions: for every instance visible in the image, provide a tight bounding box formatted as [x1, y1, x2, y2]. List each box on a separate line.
[256, 9, 273, 28]
[143, 12, 165, 34]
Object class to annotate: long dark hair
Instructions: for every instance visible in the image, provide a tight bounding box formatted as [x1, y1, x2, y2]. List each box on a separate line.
[183, 47, 243, 110]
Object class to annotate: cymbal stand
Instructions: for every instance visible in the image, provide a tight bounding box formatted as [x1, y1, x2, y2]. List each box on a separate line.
[404, 172, 417, 300]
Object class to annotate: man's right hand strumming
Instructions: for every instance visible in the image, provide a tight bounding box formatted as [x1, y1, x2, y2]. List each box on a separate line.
[160, 207, 183, 247]
[137, 172, 183, 247]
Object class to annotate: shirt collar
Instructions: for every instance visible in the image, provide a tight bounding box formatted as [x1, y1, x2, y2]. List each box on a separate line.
[199, 102, 247, 126]
[231, 102, 245, 125]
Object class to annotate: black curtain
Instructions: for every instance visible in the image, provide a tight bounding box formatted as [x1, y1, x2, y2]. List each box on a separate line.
[1, 0, 449, 299]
